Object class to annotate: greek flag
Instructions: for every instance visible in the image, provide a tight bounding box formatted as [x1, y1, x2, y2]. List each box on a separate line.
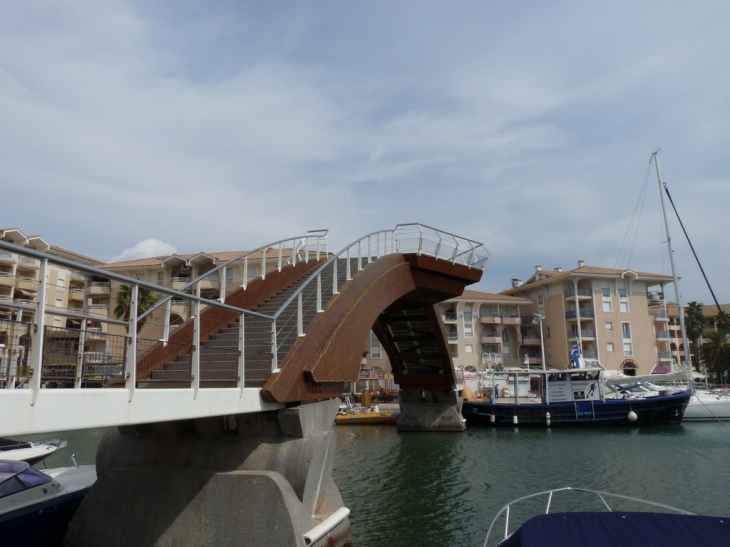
[570, 343, 582, 368]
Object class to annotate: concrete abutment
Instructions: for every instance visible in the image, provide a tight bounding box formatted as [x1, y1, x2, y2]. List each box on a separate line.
[396, 389, 466, 432]
[63, 399, 351, 547]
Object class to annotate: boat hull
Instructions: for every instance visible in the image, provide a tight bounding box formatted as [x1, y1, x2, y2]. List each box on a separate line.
[335, 410, 400, 425]
[462, 392, 690, 427]
[683, 394, 730, 421]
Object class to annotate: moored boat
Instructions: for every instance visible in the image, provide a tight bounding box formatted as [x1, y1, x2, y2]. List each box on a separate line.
[483, 486, 729, 547]
[0, 437, 67, 465]
[461, 367, 690, 427]
[0, 459, 96, 544]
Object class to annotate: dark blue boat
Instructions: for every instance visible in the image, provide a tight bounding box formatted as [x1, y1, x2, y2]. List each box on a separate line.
[462, 367, 691, 426]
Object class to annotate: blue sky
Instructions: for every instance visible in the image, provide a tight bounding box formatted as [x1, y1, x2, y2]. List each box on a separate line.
[2, 1, 729, 305]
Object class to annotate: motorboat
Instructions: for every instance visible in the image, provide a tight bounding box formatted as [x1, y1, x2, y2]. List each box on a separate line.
[684, 389, 730, 421]
[461, 367, 691, 427]
[335, 395, 400, 425]
[0, 437, 67, 465]
[0, 459, 96, 544]
[483, 486, 729, 547]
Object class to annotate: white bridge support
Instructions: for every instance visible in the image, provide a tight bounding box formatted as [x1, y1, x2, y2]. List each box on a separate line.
[64, 399, 351, 547]
[396, 389, 466, 432]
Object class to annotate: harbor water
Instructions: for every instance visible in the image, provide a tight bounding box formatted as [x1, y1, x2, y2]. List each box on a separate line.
[30, 421, 730, 547]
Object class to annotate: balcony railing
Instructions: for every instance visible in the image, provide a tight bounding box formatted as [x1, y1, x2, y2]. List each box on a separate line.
[564, 288, 592, 298]
[565, 309, 595, 320]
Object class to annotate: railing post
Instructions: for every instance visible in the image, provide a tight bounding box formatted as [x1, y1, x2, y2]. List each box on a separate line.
[125, 284, 139, 401]
[262, 248, 267, 281]
[277, 242, 283, 272]
[220, 266, 227, 304]
[163, 299, 171, 344]
[305, 235, 310, 262]
[192, 285, 201, 397]
[357, 240, 363, 272]
[243, 257, 248, 290]
[28, 259, 48, 402]
[292, 238, 298, 266]
[297, 293, 304, 337]
[346, 247, 351, 281]
[332, 260, 339, 295]
[317, 273, 323, 313]
[271, 320, 279, 373]
[238, 313, 245, 394]
[76, 322, 87, 389]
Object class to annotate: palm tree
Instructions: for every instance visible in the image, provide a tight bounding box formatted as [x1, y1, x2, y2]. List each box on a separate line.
[701, 329, 730, 384]
[684, 301, 705, 370]
[114, 284, 158, 326]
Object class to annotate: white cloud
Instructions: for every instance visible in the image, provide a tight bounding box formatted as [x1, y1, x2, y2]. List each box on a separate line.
[110, 239, 177, 263]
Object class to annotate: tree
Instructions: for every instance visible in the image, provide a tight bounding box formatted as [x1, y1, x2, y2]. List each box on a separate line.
[701, 329, 730, 384]
[114, 284, 158, 326]
[684, 301, 706, 370]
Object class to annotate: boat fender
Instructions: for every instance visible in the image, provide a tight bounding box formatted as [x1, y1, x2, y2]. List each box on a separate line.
[545, 412, 551, 426]
[490, 414, 495, 423]
[628, 411, 638, 422]
[512, 415, 518, 425]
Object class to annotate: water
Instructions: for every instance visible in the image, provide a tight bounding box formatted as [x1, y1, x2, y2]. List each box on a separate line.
[26, 422, 730, 547]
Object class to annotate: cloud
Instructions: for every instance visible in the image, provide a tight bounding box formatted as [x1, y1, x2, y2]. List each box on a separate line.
[110, 239, 177, 263]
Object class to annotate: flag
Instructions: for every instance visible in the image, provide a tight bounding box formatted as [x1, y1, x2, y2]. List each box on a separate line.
[570, 343, 582, 368]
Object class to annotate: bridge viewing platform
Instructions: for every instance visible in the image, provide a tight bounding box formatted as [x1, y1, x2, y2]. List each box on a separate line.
[0, 224, 488, 546]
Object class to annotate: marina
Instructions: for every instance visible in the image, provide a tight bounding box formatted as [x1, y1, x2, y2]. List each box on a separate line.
[26, 420, 730, 547]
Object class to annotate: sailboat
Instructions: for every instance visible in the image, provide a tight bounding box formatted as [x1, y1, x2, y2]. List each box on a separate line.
[649, 152, 730, 421]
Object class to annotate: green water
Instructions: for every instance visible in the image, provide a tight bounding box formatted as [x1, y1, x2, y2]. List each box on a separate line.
[27, 422, 730, 547]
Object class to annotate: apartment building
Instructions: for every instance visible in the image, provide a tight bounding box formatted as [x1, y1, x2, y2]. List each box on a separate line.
[501, 262, 680, 376]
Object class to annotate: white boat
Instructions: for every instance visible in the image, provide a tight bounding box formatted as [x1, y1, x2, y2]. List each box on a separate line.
[483, 486, 729, 547]
[684, 390, 730, 421]
[0, 459, 96, 544]
[0, 437, 67, 465]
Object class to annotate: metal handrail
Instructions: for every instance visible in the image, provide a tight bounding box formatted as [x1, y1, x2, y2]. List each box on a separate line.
[483, 486, 695, 547]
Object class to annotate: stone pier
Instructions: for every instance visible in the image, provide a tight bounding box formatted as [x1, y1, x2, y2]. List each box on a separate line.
[396, 389, 466, 432]
[64, 399, 350, 547]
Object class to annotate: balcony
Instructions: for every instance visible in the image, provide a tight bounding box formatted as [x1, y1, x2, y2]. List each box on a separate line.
[16, 276, 38, 292]
[170, 276, 191, 290]
[447, 332, 459, 344]
[521, 334, 541, 346]
[0, 273, 13, 288]
[86, 282, 111, 295]
[501, 315, 521, 325]
[565, 309, 595, 320]
[0, 251, 17, 264]
[18, 256, 40, 269]
[196, 273, 220, 291]
[481, 332, 501, 344]
[69, 288, 85, 302]
[479, 315, 501, 325]
[525, 353, 543, 366]
[652, 311, 669, 321]
[442, 311, 457, 323]
[88, 304, 110, 318]
[656, 330, 670, 340]
[564, 288, 592, 300]
[569, 330, 595, 342]
[658, 351, 673, 361]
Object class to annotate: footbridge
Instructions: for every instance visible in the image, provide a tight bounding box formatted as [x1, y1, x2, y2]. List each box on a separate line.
[0, 224, 487, 546]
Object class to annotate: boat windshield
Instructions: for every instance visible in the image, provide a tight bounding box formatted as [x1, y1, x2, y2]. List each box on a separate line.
[0, 460, 53, 498]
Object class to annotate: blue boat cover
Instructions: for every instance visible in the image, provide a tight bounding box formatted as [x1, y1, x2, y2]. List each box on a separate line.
[500, 512, 730, 547]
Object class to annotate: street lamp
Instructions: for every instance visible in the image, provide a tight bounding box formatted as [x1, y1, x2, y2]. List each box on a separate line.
[532, 314, 546, 372]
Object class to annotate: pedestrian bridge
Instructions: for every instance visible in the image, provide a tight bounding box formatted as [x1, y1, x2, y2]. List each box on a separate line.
[0, 224, 487, 437]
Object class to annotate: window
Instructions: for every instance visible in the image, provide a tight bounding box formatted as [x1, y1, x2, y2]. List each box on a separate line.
[463, 304, 473, 321]
[53, 318, 61, 327]
[55, 298, 63, 310]
[370, 331, 381, 359]
[607, 343, 614, 352]
[225, 268, 233, 285]
[623, 343, 633, 356]
[136, 273, 145, 281]
[501, 330, 509, 343]
[57, 277, 65, 290]
[464, 323, 473, 338]
[155, 317, 162, 325]
[465, 344, 473, 354]
[618, 283, 629, 312]
[157, 272, 164, 286]
[603, 300, 612, 312]
[601, 287, 610, 298]
[622, 322, 631, 339]
[605, 322, 613, 330]
[546, 327, 551, 338]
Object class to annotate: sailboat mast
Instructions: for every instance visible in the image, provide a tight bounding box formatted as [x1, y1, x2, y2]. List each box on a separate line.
[652, 151, 692, 372]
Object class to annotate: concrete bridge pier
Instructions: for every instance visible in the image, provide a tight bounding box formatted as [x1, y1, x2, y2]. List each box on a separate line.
[64, 399, 351, 547]
[396, 389, 466, 432]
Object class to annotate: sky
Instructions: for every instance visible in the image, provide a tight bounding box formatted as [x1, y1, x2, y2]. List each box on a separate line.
[2, 1, 729, 306]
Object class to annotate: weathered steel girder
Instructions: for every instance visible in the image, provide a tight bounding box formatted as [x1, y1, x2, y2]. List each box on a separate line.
[261, 253, 482, 403]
